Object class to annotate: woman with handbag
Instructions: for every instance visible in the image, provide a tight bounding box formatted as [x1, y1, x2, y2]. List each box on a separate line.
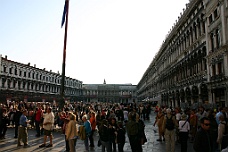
[178, 113, 190, 152]
[65, 112, 78, 152]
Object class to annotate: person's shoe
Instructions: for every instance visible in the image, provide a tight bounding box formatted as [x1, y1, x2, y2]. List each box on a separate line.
[39, 144, 46, 148]
[46, 144, 53, 147]
[24, 144, 30, 148]
[17, 144, 23, 147]
[157, 139, 162, 141]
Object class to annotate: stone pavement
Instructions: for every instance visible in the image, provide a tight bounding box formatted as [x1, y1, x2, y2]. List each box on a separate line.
[0, 112, 194, 152]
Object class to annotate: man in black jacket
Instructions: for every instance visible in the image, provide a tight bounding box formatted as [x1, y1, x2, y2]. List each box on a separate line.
[193, 117, 212, 152]
[14, 108, 22, 138]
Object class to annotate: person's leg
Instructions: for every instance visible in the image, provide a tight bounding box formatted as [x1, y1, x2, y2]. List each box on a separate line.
[50, 134, 53, 145]
[112, 140, 117, 152]
[129, 136, 137, 152]
[17, 127, 22, 145]
[89, 130, 95, 147]
[170, 130, 176, 152]
[118, 143, 124, 152]
[35, 121, 40, 136]
[21, 127, 28, 146]
[105, 141, 111, 152]
[65, 135, 70, 151]
[165, 130, 171, 152]
[14, 124, 19, 138]
[101, 141, 105, 152]
[84, 136, 89, 151]
[39, 130, 47, 147]
[69, 139, 75, 152]
[43, 135, 47, 144]
[183, 132, 188, 152]
[2, 124, 8, 138]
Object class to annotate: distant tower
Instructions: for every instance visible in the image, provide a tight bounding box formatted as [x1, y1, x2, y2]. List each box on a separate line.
[103, 79, 106, 84]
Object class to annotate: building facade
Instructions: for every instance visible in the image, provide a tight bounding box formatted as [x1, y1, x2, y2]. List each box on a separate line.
[0, 55, 136, 104]
[82, 83, 137, 103]
[137, 0, 228, 109]
[0, 55, 83, 103]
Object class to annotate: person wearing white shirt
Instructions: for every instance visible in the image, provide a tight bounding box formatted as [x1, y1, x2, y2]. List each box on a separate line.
[178, 113, 190, 152]
[39, 107, 55, 148]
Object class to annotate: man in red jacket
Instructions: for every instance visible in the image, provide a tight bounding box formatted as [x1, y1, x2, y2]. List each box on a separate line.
[35, 103, 43, 137]
[89, 111, 96, 148]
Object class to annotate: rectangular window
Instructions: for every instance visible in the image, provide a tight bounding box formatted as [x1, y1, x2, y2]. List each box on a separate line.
[214, 9, 218, 18]
[209, 15, 213, 23]
[9, 68, 12, 74]
[218, 62, 222, 74]
[212, 64, 216, 76]
[210, 33, 214, 52]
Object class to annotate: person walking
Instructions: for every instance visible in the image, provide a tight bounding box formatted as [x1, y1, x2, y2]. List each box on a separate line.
[39, 107, 55, 148]
[178, 113, 190, 152]
[82, 115, 92, 152]
[116, 121, 125, 152]
[217, 115, 227, 151]
[17, 109, 30, 148]
[126, 112, 140, 152]
[162, 108, 178, 152]
[89, 111, 96, 148]
[14, 107, 22, 138]
[66, 112, 78, 152]
[34, 103, 43, 137]
[189, 109, 197, 142]
[1, 108, 9, 139]
[193, 117, 212, 152]
[154, 109, 165, 141]
[99, 119, 111, 152]
[109, 118, 118, 152]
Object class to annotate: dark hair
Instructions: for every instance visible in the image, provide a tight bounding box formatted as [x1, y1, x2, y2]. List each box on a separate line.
[131, 113, 136, 121]
[200, 117, 210, 124]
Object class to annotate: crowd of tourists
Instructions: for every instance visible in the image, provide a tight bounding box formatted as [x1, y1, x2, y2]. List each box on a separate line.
[1, 100, 228, 152]
[0, 100, 151, 152]
[153, 106, 228, 152]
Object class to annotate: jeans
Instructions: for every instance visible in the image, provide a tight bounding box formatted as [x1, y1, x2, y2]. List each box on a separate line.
[84, 136, 89, 151]
[89, 130, 95, 147]
[118, 142, 125, 152]
[35, 120, 40, 136]
[101, 140, 111, 152]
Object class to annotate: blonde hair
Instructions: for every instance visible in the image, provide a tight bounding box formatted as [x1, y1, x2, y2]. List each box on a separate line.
[69, 112, 76, 121]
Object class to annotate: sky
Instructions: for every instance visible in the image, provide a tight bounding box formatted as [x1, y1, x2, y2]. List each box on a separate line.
[0, 0, 189, 85]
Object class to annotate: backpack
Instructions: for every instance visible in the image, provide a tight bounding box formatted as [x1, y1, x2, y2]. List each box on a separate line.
[127, 120, 138, 136]
[166, 115, 175, 130]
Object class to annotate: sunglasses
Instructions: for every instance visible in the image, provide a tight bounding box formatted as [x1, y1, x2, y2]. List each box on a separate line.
[204, 123, 210, 126]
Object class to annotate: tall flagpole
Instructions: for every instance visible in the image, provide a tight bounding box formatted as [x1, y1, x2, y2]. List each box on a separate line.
[60, 0, 69, 108]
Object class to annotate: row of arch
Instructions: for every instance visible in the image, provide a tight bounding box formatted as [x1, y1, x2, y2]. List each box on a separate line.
[161, 83, 208, 106]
